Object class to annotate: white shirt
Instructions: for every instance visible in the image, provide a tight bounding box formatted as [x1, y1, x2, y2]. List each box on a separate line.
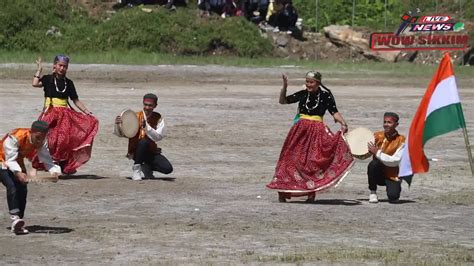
[113, 111, 165, 143]
[2, 134, 61, 174]
[375, 144, 405, 167]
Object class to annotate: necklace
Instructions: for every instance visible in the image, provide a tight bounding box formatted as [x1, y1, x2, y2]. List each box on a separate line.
[305, 90, 320, 111]
[54, 76, 67, 93]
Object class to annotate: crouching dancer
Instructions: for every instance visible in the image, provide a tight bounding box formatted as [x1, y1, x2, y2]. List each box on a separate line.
[0, 121, 61, 234]
[114, 93, 173, 181]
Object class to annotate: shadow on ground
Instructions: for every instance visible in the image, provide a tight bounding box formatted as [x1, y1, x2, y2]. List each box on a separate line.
[288, 199, 362, 206]
[26, 225, 74, 234]
[357, 198, 416, 204]
[125, 177, 176, 181]
[59, 175, 108, 180]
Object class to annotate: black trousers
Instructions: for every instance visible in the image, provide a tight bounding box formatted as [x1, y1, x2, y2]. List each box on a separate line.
[134, 139, 173, 174]
[367, 160, 401, 201]
[0, 169, 27, 218]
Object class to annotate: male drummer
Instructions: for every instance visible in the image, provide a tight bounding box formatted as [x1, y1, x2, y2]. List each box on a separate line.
[367, 112, 406, 203]
[114, 93, 173, 181]
[0, 120, 61, 234]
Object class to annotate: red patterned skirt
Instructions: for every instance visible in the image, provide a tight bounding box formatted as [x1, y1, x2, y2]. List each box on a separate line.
[33, 107, 99, 174]
[267, 118, 354, 197]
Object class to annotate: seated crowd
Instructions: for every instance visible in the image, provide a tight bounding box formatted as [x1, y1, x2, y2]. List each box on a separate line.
[115, 0, 301, 34]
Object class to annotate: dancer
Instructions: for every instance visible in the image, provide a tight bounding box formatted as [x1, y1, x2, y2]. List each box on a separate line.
[367, 112, 407, 203]
[0, 121, 61, 234]
[267, 71, 354, 202]
[32, 55, 99, 174]
[114, 93, 173, 181]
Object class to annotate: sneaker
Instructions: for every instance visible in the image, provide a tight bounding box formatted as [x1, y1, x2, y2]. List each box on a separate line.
[369, 193, 378, 203]
[141, 164, 155, 179]
[132, 164, 144, 181]
[273, 27, 280, 33]
[11, 217, 27, 235]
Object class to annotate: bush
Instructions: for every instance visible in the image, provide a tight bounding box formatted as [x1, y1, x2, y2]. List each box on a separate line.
[0, 1, 272, 58]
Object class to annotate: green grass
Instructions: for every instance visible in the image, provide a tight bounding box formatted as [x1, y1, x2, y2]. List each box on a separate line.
[1, 50, 472, 79]
[243, 245, 474, 264]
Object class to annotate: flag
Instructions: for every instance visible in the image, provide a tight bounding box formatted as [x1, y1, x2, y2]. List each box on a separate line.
[399, 53, 466, 182]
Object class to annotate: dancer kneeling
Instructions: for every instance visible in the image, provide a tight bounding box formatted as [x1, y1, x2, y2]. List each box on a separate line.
[114, 93, 173, 181]
[266, 71, 354, 202]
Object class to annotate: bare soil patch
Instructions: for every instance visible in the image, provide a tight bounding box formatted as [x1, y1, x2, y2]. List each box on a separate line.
[0, 63, 473, 264]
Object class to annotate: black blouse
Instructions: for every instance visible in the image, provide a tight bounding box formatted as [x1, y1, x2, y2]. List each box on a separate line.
[40, 74, 79, 100]
[286, 88, 338, 116]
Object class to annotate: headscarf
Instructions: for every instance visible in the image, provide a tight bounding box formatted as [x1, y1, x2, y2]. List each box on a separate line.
[306, 71, 322, 82]
[54, 54, 70, 65]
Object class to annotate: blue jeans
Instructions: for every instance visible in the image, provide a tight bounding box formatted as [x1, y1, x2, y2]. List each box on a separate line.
[0, 169, 28, 218]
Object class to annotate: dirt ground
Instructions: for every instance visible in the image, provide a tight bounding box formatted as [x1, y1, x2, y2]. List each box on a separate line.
[0, 63, 473, 264]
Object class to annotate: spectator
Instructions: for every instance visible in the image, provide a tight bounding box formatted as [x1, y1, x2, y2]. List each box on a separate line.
[266, 0, 298, 33]
[198, 0, 226, 17]
[221, 0, 243, 18]
[244, 0, 268, 24]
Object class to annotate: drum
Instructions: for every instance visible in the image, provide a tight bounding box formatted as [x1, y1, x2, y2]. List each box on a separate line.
[345, 127, 374, 160]
[118, 109, 139, 138]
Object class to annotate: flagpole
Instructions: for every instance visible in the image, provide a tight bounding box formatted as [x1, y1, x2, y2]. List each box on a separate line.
[462, 127, 474, 177]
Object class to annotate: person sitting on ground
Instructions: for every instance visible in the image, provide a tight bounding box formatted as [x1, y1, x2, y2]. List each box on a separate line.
[221, 0, 243, 18]
[114, 93, 173, 181]
[198, 0, 226, 17]
[367, 112, 409, 204]
[244, 0, 268, 24]
[267, 0, 298, 33]
[0, 121, 61, 235]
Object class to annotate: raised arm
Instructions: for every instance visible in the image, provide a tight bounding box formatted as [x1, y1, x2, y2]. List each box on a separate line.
[279, 74, 288, 104]
[32, 57, 43, 88]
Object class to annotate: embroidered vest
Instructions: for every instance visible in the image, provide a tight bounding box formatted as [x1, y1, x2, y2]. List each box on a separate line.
[128, 111, 162, 155]
[0, 128, 37, 172]
[374, 131, 406, 180]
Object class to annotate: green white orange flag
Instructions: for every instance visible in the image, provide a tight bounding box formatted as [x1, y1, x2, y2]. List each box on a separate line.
[400, 53, 466, 181]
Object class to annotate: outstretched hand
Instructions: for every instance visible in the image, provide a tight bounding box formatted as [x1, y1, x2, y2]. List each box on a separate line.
[35, 57, 43, 72]
[368, 141, 378, 155]
[282, 73, 288, 89]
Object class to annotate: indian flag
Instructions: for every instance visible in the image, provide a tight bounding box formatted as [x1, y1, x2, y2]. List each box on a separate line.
[400, 53, 466, 180]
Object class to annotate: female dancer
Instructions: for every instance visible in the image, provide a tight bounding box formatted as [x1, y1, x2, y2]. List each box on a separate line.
[32, 55, 99, 174]
[267, 71, 354, 202]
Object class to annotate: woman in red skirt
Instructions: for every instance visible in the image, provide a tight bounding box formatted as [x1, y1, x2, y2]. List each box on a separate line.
[266, 71, 354, 202]
[31, 55, 99, 174]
